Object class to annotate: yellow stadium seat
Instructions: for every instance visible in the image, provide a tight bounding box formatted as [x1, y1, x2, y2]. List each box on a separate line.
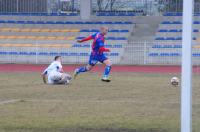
[0, 28, 11, 32]
[66, 37, 75, 40]
[31, 29, 41, 32]
[50, 29, 61, 32]
[40, 29, 50, 32]
[20, 29, 31, 32]
[37, 36, 46, 40]
[7, 36, 17, 39]
[11, 28, 20, 32]
[0, 36, 7, 39]
[47, 36, 57, 40]
[17, 36, 27, 39]
[26, 36, 37, 39]
[60, 29, 69, 32]
[56, 36, 66, 40]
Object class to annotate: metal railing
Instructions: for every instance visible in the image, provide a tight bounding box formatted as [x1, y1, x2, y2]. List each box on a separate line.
[0, 41, 200, 65]
[0, 0, 80, 14]
[0, 0, 200, 16]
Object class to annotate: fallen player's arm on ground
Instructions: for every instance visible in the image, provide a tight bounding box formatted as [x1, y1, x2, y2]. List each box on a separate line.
[41, 74, 47, 84]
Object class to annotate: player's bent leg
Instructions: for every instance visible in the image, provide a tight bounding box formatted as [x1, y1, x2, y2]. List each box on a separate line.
[57, 73, 71, 85]
[102, 59, 112, 82]
[74, 64, 93, 79]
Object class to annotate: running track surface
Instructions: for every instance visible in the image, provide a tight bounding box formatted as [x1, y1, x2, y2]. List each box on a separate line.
[0, 64, 199, 73]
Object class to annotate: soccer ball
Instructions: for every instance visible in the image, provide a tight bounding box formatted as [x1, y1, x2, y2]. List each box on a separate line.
[171, 77, 179, 86]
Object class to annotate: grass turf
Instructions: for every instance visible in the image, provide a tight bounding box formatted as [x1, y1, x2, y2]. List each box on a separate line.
[0, 72, 199, 132]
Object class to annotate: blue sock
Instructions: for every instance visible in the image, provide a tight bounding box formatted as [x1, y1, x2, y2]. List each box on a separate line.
[103, 66, 111, 77]
[77, 66, 88, 73]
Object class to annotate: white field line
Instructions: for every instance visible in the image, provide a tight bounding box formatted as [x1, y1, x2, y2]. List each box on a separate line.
[25, 99, 180, 104]
[0, 99, 20, 105]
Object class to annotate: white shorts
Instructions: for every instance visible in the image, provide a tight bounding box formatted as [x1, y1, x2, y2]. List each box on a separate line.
[47, 71, 62, 84]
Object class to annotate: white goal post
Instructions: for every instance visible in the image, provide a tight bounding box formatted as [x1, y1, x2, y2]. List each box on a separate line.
[181, 0, 194, 132]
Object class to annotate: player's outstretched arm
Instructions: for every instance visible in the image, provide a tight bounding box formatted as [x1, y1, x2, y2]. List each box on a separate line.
[77, 36, 93, 43]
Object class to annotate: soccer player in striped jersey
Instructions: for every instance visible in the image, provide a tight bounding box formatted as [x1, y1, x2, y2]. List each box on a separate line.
[74, 26, 112, 82]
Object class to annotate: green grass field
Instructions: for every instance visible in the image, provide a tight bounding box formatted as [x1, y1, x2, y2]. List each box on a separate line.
[0, 72, 199, 132]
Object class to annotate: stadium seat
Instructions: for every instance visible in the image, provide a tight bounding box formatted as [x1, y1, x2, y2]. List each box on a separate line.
[161, 21, 171, 24]
[169, 29, 178, 32]
[158, 29, 168, 32]
[160, 53, 169, 56]
[149, 53, 159, 57]
[155, 37, 165, 40]
[194, 21, 200, 24]
[46, 21, 56, 24]
[55, 21, 65, 24]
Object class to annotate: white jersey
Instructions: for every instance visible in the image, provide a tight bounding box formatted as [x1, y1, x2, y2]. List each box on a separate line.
[43, 61, 62, 76]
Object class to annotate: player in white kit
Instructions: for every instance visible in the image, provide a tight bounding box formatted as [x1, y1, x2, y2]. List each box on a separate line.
[41, 56, 71, 85]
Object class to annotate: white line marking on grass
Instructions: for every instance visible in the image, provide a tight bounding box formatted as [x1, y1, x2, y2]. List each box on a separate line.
[0, 99, 20, 105]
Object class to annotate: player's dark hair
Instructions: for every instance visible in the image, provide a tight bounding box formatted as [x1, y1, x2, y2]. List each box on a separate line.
[54, 56, 61, 61]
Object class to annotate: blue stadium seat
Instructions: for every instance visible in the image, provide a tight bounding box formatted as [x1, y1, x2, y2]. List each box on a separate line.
[116, 37, 127, 40]
[152, 45, 161, 48]
[110, 53, 119, 56]
[166, 37, 176, 40]
[94, 21, 104, 24]
[158, 29, 168, 32]
[193, 53, 200, 57]
[80, 29, 90, 32]
[120, 30, 129, 32]
[36, 21, 45, 24]
[170, 53, 180, 56]
[29, 52, 36, 55]
[161, 21, 171, 24]
[176, 37, 182, 40]
[46, 21, 56, 24]
[69, 53, 78, 56]
[107, 37, 116, 40]
[79, 53, 88, 56]
[74, 21, 83, 24]
[109, 30, 119, 32]
[155, 37, 165, 40]
[55, 21, 65, 24]
[160, 53, 169, 56]
[9, 52, 18, 55]
[194, 21, 200, 24]
[0, 52, 7, 55]
[113, 22, 123, 24]
[169, 29, 178, 32]
[19, 52, 29, 55]
[50, 52, 59, 56]
[123, 22, 132, 24]
[39, 52, 48, 55]
[172, 21, 182, 24]
[16, 21, 25, 24]
[91, 29, 99, 32]
[27, 21, 35, 24]
[84, 21, 93, 24]
[174, 45, 182, 48]
[149, 53, 159, 56]
[7, 20, 16, 24]
[194, 29, 199, 32]
[103, 22, 113, 24]
[65, 21, 75, 24]
[0, 20, 5, 23]
[163, 45, 173, 48]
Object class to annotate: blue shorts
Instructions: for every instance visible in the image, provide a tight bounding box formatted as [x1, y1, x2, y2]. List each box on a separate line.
[88, 54, 108, 66]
